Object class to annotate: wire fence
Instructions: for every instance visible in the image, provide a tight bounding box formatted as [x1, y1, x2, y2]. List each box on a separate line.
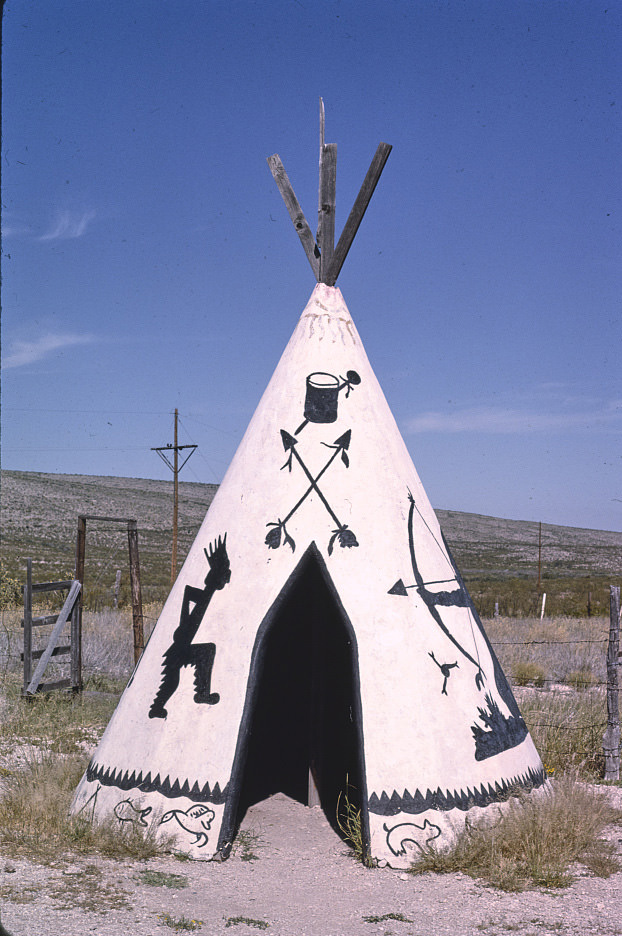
[488, 590, 620, 776]
[1, 584, 619, 779]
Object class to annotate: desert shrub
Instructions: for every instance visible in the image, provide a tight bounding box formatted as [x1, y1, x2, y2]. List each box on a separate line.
[410, 773, 622, 890]
[0, 569, 22, 610]
[512, 661, 546, 688]
[565, 669, 598, 690]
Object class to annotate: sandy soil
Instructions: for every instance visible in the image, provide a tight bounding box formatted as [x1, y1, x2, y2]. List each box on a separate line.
[2, 791, 622, 936]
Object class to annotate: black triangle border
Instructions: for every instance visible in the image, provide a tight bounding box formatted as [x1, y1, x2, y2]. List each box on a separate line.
[86, 759, 229, 805]
[368, 765, 547, 816]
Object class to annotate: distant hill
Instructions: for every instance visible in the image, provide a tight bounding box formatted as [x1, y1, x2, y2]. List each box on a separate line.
[2, 470, 620, 613]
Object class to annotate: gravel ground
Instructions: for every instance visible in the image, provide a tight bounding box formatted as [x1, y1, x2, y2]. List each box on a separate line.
[2, 790, 622, 936]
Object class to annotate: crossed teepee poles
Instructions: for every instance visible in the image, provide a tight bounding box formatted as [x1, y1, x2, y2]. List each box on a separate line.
[266, 429, 358, 555]
[268, 99, 391, 286]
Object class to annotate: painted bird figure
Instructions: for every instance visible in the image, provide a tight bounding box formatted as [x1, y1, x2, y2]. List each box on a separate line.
[160, 804, 216, 847]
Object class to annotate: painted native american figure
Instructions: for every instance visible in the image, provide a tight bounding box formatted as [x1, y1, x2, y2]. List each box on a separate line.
[149, 535, 230, 719]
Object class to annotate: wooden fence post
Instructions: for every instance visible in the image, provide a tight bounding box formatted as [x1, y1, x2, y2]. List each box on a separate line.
[23, 558, 33, 691]
[70, 586, 82, 692]
[74, 515, 86, 688]
[113, 570, 122, 608]
[603, 585, 621, 781]
[128, 521, 144, 665]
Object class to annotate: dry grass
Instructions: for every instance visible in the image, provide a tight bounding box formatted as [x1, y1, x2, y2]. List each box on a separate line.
[0, 636, 170, 863]
[517, 688, 607, 776]
[81, 603, 161, 682]
[483, 615, 611, 777]
[410, 773, 622, 890]
[0, 607, 619, 874]
[484, 615, 609, 687]
[0, 603, 162, 690]
[0, 747, 171, 862]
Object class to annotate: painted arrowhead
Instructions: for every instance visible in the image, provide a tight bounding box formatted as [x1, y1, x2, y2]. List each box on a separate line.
[280, 429, 298, 450]
[388, 579, 409, 596]
[333, 429, 352, 449]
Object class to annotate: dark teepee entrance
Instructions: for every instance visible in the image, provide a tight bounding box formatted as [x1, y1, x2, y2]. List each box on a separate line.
[218, 545, 369, 857]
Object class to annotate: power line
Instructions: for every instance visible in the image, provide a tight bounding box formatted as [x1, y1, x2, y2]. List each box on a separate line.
[178, 415, 222, 483]
[4, 408, 171, 415]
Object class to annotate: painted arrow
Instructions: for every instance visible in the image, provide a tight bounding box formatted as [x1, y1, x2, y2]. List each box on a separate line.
[388, 491, 485, 689]
[265, 429, 358, 554]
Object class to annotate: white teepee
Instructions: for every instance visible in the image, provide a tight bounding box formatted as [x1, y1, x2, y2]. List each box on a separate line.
[72, 282, 544, 868]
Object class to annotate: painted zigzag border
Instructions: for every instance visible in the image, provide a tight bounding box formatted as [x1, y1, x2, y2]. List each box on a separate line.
[86, 760, 229, 804]
[368, 765, 547, 816]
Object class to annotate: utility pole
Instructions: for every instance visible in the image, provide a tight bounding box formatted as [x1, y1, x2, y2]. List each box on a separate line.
[152, 408, 197, 584]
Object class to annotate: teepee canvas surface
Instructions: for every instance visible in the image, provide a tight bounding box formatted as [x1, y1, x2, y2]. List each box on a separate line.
[72, 114, 545, 868]
[72, 283, 544, 866]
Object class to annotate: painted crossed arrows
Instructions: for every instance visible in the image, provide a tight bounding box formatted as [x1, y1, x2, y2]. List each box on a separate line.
[265, 429, 358, 555]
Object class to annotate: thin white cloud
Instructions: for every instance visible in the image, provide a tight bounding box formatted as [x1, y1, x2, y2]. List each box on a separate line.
[407, 400, 622, 434]
[2, 333, 97, 370]
[39, 210, 96, 242]
[2, 222, 31, 238]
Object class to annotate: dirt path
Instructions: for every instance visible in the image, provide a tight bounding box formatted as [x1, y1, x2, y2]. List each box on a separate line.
[2, 792, 622, 936]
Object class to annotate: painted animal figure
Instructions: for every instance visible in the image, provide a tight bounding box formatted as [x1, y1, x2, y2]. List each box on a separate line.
[383, 819, 441, 857]
[160, 804, 216, 847]
[113, 798, 152, 827]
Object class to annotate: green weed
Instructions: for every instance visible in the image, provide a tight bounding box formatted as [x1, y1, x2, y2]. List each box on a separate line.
[233, 829, 262, 862]
[46, 864, 130, 912]
[337, 784, 372, 867]
[139, 869, 189, 889]
[159, 913, 203, 931]
[225, 917, 269, 929]
[363, 912, 413, 923]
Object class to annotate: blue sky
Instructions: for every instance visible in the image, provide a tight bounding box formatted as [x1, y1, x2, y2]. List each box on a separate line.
[2, 0, 620, 532]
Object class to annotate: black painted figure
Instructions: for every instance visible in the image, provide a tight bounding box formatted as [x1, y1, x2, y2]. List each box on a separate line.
[266, 429, 358, 554]
[403, 492, 528, 759]
[428, 651, 459, 695]
[149, 535, 230, 719]
[405, 492, 485, 689]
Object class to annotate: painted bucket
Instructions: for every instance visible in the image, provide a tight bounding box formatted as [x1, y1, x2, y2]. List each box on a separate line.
[303, 372, 340, 424]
